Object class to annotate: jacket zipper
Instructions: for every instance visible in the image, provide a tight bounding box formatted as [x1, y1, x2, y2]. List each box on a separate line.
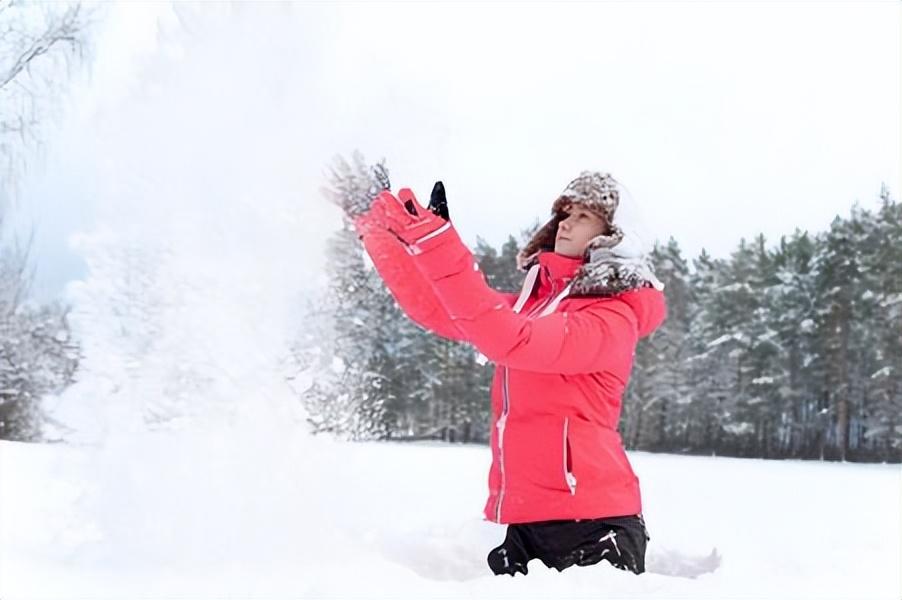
[494, 267, 558, 522]
[494, 367, 510, 522]
[563, 417, 577, 495]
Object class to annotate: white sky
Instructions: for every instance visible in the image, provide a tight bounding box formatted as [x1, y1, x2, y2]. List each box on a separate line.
[11, 0, 901, 302]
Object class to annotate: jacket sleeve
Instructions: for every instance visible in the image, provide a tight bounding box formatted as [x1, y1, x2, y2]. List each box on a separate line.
[358, 225, 467, 342]
[408, 225, 639, 375]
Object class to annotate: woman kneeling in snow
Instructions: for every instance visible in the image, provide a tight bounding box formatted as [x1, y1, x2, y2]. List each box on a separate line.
[350, 171, 667, 576]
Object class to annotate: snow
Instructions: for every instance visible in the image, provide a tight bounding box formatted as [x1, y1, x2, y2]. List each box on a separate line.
[871, 366, 894, 379]
[756, 330, 779, 345]
[883, 293, 902, 307]
[706, 333, 743, 348]
[1, 434, 899, 599]
[2, 4, 899, 598]
[721, 422, 755, 436]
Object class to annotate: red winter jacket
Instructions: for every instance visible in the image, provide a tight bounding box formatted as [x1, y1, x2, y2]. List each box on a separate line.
[358, 222, 667, 524]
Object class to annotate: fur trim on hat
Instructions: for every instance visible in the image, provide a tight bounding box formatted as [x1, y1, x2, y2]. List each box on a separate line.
[516, 171, 664, 297]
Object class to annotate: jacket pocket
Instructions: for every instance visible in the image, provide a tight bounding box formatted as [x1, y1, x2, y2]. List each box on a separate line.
[563, 417, 578, 495]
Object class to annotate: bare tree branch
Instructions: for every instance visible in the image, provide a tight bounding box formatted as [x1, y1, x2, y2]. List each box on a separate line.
[0, 1, 93, 201]
[0, 5, 83, 90]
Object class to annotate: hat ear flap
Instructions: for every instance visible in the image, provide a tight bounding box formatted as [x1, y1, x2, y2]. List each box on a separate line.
[517, 215, 562, 270]
[584, 224, 625, 256]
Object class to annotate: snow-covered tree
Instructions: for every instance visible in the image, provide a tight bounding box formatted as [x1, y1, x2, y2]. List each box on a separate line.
[770, 228, 819, 457]
[303, 153, 390, 439]
[851, 186, 902, 458]
[0, 0, 90, 440]
[623, 237, 692, 451]
[0, 221, 78, 441]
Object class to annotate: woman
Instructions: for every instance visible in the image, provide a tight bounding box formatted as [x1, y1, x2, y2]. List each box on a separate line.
[351, 171, 667, 576]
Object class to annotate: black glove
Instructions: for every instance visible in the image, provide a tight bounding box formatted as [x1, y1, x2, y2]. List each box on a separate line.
[427, 181, 449, 221]
[403, 180, 449, 219]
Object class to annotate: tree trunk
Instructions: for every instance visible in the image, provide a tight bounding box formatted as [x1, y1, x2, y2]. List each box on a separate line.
[836, 309, 851, 461]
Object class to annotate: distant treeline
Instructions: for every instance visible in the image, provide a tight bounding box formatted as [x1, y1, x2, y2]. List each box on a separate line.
[296, 155, 901, 462]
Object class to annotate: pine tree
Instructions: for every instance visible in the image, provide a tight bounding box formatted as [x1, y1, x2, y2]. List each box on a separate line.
[683, 249, 733, 454]
[770, 228, 819, 457]
[742, 233, 784, 457]
[497, 235, 526, 292]
[859, 184, 902, 458]
[811, 213, 864, 460]
[624, 237, 692, 451]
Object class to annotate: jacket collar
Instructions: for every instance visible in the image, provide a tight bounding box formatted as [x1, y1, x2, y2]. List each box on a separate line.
[536, 251, 584, 294]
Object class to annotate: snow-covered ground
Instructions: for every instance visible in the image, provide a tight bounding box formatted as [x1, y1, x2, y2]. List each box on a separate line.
[3, 4, 899, 599]
[1, 431, 899, 599]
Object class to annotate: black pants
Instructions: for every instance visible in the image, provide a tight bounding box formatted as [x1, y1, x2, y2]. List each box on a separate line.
[487, 514, 650, 576]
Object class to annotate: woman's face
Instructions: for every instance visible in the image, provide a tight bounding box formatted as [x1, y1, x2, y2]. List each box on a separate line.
[554, 204, 608, 257]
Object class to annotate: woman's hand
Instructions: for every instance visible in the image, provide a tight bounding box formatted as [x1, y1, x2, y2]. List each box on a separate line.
[353, 180, 450, 248]
[370, 188, 449, 249]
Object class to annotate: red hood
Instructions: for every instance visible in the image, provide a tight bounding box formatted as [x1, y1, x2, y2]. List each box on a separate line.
[537, 251, 667, 338]
[617, 287, 668, 338]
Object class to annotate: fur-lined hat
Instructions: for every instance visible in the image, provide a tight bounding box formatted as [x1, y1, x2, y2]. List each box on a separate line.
[516, 171, 665, 297]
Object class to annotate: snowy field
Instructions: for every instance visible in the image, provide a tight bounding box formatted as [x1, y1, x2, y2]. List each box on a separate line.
[1, 431, 899, 600]
[2, 6, 899, 598]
